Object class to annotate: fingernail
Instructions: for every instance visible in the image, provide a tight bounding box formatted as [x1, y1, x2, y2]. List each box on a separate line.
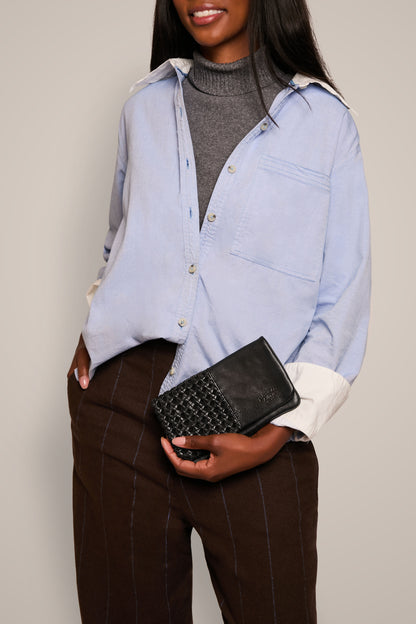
[79, 376, 89, 389]
[172, 437, 186, 446]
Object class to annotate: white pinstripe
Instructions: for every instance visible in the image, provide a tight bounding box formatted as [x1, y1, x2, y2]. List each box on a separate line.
[256, 468, 278, 624]
[130, 345, 157, 623]
[287, 446, 310, 624]
[164, 472, 173, 623]
[219, 481, 245, 624]
[99, 358, 124, 624]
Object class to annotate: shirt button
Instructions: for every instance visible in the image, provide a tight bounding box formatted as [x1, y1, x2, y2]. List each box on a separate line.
[178, 318, 187, 327]
[207, 213, 216, 222]
[227, 164, 236, 173]
[188, 264, 197, 274]
[169, 366, 176, 376]
[260, 122, 268, 131]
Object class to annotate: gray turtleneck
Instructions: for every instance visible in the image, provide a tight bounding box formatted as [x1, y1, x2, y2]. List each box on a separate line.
[182, 48, 293, 228]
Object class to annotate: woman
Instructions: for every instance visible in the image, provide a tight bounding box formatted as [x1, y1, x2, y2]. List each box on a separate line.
[67, 1, 371, 622]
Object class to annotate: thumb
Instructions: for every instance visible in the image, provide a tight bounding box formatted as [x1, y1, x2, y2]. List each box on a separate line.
[171, 434, 219, 452]
[77, 350, 91, 390]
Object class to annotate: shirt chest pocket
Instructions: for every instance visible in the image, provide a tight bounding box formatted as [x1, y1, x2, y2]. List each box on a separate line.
[229, 155, 331, 282]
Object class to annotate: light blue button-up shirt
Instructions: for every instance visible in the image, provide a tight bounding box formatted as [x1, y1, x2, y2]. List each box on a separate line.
[79, 58, 371, 442]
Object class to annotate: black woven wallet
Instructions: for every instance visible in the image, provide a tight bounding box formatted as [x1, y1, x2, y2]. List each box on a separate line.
[152, 336, 300, 462]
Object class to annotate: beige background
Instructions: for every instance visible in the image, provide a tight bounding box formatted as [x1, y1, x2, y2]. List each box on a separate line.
[1, 0, 414, 622]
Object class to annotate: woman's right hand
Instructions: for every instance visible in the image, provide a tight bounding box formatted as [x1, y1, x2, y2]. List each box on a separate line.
[67, 333, 91, 389]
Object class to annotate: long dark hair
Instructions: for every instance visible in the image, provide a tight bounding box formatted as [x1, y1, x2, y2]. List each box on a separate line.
[150, 0, 344, 123]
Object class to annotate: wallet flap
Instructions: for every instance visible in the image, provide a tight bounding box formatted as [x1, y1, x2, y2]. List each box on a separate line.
[209, 337, 298, 430]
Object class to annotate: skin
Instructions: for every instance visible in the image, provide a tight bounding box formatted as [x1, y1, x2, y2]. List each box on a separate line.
[172, 0, 251, 63]
[67, 333, 89, 389]
[67, 0, 296, 480]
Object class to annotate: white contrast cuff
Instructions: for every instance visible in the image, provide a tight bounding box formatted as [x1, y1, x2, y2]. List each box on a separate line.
[86, 279, 102, 308]
[271, 362, 351, 442]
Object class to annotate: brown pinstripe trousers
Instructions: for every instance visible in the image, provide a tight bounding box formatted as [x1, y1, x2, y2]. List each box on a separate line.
[67, 338, 319, 624]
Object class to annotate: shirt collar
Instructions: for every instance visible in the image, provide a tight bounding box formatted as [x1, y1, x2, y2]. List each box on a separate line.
[129, 58, 192, 93]
[129, 57, 355, 113]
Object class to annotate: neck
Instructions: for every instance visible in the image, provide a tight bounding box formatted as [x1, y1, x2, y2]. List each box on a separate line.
[198, 44, 251, 64]
[187, 47, 285, 97]
[198, 32, 251, 63]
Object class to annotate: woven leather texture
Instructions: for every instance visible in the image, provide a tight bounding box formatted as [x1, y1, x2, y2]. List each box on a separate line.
[152, 370, 241, 462]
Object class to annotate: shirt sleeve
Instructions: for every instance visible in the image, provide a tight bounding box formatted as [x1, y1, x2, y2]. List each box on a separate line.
[85, 106, 128, 306]
[271, 109, 371, 442]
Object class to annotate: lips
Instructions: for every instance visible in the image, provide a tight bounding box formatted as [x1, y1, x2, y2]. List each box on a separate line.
[189, 4, 226, 15]
[191, 8, 225, 17]
[189, 5, 226, 25]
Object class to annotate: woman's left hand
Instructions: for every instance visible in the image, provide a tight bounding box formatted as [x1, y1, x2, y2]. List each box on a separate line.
[160, 424, 293, 482]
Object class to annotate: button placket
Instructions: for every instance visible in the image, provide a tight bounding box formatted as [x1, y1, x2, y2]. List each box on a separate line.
[175, 84, 201, 341]
[159, 340, 188, 394]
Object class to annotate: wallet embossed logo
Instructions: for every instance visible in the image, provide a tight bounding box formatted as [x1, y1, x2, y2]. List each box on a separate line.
[257, 387, 283, 403]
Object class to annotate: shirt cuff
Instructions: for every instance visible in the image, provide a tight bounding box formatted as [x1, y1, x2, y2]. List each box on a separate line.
[270, 362, 351, 442]
[86, 279, 102, 308]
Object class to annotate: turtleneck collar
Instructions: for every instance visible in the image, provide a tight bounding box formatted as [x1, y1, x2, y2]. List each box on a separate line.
[186, 46, 286, 97]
